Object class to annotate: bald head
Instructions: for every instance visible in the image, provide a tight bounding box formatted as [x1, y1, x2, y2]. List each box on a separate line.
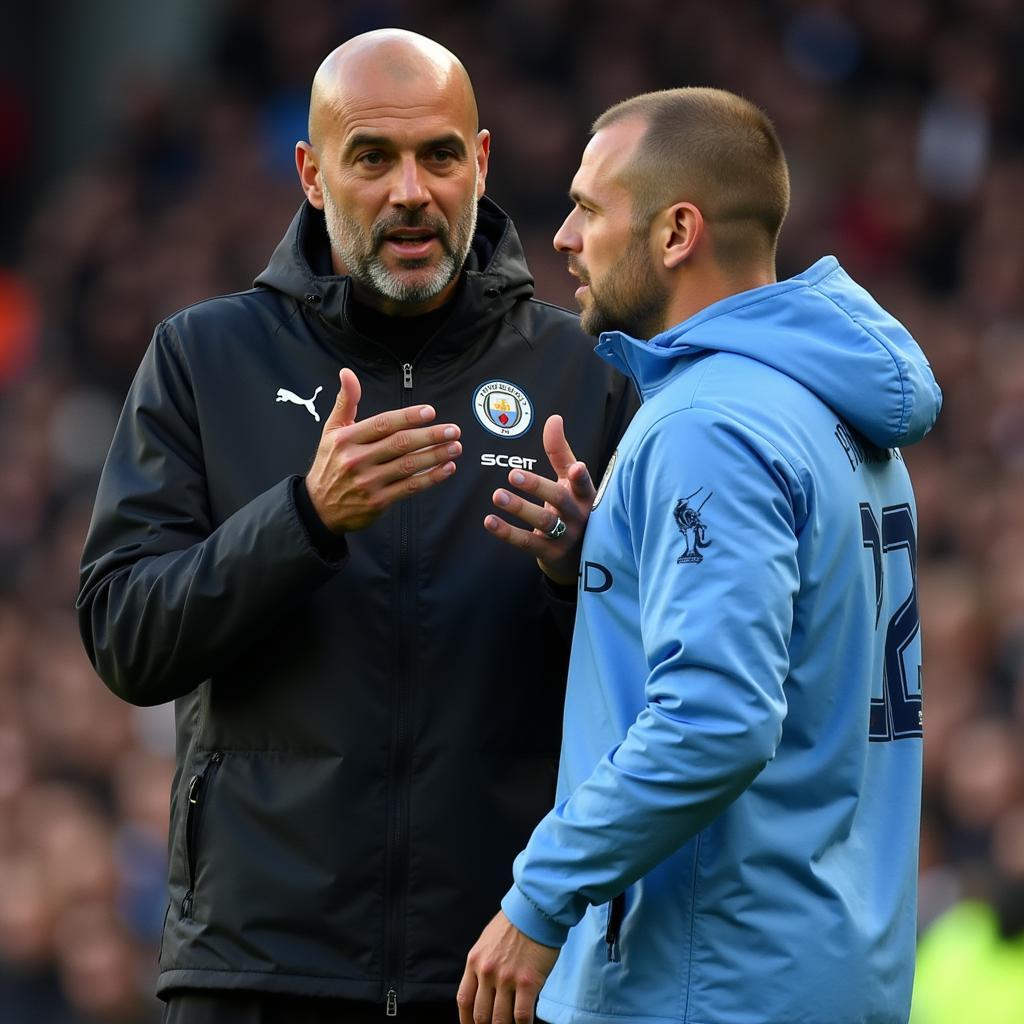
[294, 30, 490, 315]
[308, 29, 478, 149]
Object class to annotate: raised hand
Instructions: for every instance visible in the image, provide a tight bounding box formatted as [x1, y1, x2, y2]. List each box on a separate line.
[305, 368, 462, 532]
[483, 414, 595, 586]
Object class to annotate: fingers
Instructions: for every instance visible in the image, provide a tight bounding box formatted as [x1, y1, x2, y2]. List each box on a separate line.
[376, 458, 458, 504]
[493, 988, 517, 1024]
[374, 439, 463, 485]
[565, 459, 597, 503]
[323, 369, 452, 446]
[345, 401, 439, 443]
[456, 966, 489, 1024]
[474, 980, 497, 1024]
[505, 464, 595, 511]
[485, 466, 593, 587]
[362, 423, 462, 467]
[542, 414, 579, 479]
[456, 970, 475, 1024]
[325, 382, 462, 470]
[324, 368, 362, 430]
[513, 985, 537, 1024]
[491, 488, 563, 538]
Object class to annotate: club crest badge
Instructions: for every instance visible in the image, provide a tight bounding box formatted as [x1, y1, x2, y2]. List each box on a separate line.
[674, 488, 713, 564]
[472, 380, 534, 438]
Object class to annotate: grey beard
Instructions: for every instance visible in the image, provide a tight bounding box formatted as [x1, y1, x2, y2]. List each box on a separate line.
[322, 182, 478, 306]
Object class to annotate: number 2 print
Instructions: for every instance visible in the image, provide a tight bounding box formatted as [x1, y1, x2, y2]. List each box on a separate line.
[860, 503, 923, 742]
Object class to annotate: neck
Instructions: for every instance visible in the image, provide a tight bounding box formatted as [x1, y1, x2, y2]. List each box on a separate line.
[660, 262, 776, 335]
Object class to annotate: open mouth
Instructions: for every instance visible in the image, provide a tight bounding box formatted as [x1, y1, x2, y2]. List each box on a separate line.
[384, 228, 439, 258]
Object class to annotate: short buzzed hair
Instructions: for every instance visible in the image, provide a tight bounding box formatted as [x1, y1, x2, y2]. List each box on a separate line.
[593, 88, 790, 269]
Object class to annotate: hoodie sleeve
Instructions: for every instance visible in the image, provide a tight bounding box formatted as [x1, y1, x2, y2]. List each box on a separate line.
[502, 408, 803, 945]
[76, 323, 345, 707]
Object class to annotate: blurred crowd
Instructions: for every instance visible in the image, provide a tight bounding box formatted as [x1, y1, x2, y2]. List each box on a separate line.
[2, 0, 1023, 1020]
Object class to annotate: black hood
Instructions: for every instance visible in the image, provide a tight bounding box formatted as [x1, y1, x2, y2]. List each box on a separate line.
[254, 196, 535, 354]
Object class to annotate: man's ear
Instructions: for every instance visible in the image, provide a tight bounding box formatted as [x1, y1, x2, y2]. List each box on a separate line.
[475, 129, 491, 199]
[657, 202, 704, 269]
[296, 141, 324, 210]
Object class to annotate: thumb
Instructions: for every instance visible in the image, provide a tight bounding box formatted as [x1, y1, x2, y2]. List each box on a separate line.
[325, 368, 361, 429]
[543, 414, 578, 478]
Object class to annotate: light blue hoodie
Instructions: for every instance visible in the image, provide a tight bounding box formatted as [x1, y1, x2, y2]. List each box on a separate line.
[502, 258, 942, 1024]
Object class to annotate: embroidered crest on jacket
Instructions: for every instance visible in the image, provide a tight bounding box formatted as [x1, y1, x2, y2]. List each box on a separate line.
[674, 488, 713, 564]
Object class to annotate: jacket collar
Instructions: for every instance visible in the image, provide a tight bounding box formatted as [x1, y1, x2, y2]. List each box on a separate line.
[254, 197, 535, 364]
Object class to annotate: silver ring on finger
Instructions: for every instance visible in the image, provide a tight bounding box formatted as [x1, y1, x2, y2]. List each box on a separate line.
[546, 516, 567, 539]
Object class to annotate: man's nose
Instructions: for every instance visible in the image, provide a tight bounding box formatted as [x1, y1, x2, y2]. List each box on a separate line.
[553, 212, 580, 253]
[390, 155, 430, 209]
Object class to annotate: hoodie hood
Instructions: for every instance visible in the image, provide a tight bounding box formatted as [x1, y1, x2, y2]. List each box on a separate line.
[254, 196, 535, 352]
[596, 256, 942, 448]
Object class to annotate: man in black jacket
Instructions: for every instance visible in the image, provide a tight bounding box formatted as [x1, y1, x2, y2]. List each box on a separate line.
[77, 29, 632, 1024]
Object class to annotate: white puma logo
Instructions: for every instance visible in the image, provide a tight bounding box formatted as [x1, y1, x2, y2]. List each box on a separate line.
[275, 386, 323, 422]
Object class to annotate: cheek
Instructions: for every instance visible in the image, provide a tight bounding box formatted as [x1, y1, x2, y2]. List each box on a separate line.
[333, 178, 388, 218]
[437, 177, 478, 215]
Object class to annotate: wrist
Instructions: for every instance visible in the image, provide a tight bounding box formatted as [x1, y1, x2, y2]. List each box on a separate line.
[294, 477, 346, 557]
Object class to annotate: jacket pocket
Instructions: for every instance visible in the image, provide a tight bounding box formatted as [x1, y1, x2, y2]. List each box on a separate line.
[605, 892, 626, 963]
[181, 750, 223, 920]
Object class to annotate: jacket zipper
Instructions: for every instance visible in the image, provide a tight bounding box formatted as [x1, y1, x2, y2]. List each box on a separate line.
[384, 362, 414, 1013]
[181, 750, 224, 919]
[605, 892, 626, 963]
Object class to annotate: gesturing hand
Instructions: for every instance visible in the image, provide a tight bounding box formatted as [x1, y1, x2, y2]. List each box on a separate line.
[305, 368, 462, 533]
[484, 414, 595, 586]
[457, 911, 559, 1024]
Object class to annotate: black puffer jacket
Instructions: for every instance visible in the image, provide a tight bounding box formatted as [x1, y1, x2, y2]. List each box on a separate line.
[77, 198, 634, 1007]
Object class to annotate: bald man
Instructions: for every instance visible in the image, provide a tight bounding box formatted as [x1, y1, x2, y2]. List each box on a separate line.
[78, 28, 633, 1024]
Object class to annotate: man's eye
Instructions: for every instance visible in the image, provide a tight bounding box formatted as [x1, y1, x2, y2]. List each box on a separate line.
[358, 152, 386, 166]
[430, 149, 456, 163]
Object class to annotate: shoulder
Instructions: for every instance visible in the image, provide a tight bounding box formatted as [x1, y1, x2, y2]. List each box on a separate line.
[507, 297, 594, 349]
[692, 351, 812, 406]
[653, 350, 833, 442]
[158, 287, 293, 353]
[628, 368, 809, 485]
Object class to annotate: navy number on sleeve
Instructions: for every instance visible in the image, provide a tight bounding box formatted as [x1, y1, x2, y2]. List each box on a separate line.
[860, 503, 922, 741]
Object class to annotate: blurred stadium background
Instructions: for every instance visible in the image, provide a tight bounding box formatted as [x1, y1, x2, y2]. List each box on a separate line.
[2, 1, 1023, 1020]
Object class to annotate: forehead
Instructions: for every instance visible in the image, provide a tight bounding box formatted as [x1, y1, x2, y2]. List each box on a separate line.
[327, 63, 474, 149]
[572, 118, 648, 204]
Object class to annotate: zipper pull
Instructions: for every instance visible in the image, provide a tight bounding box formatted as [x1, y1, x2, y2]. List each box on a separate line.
[386, 988, 398, 1016]
[402, 363, 413, 390]
[187, 774, 202, 804]
[182, 890, 194, 919]
[605, 892, 626, 963]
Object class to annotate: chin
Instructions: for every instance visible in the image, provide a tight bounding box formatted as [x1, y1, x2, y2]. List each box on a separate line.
[580, 310, 609, 338]
[391, 257, 433, 271]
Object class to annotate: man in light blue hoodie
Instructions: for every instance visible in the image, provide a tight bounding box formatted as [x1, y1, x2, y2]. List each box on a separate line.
[459, 88, 942, 1024]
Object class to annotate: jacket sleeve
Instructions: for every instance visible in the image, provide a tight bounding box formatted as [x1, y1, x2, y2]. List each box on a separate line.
[502, 408, 803, 946]
[77, 323, 345, 707]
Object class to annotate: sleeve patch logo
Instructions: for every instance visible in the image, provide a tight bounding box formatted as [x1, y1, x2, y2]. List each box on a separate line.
[674, 488, 714, 564]
[472, 380, 534, 438]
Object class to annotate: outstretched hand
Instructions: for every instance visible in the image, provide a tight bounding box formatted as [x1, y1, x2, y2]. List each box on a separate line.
[457, 911, 559, 1024]
[484, 415, 595, 585]
[305, 368, 462, 533]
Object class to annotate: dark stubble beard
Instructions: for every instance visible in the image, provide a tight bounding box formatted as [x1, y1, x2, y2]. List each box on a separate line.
[321, 179, 478, 307]
[575, 232, 669, 341]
